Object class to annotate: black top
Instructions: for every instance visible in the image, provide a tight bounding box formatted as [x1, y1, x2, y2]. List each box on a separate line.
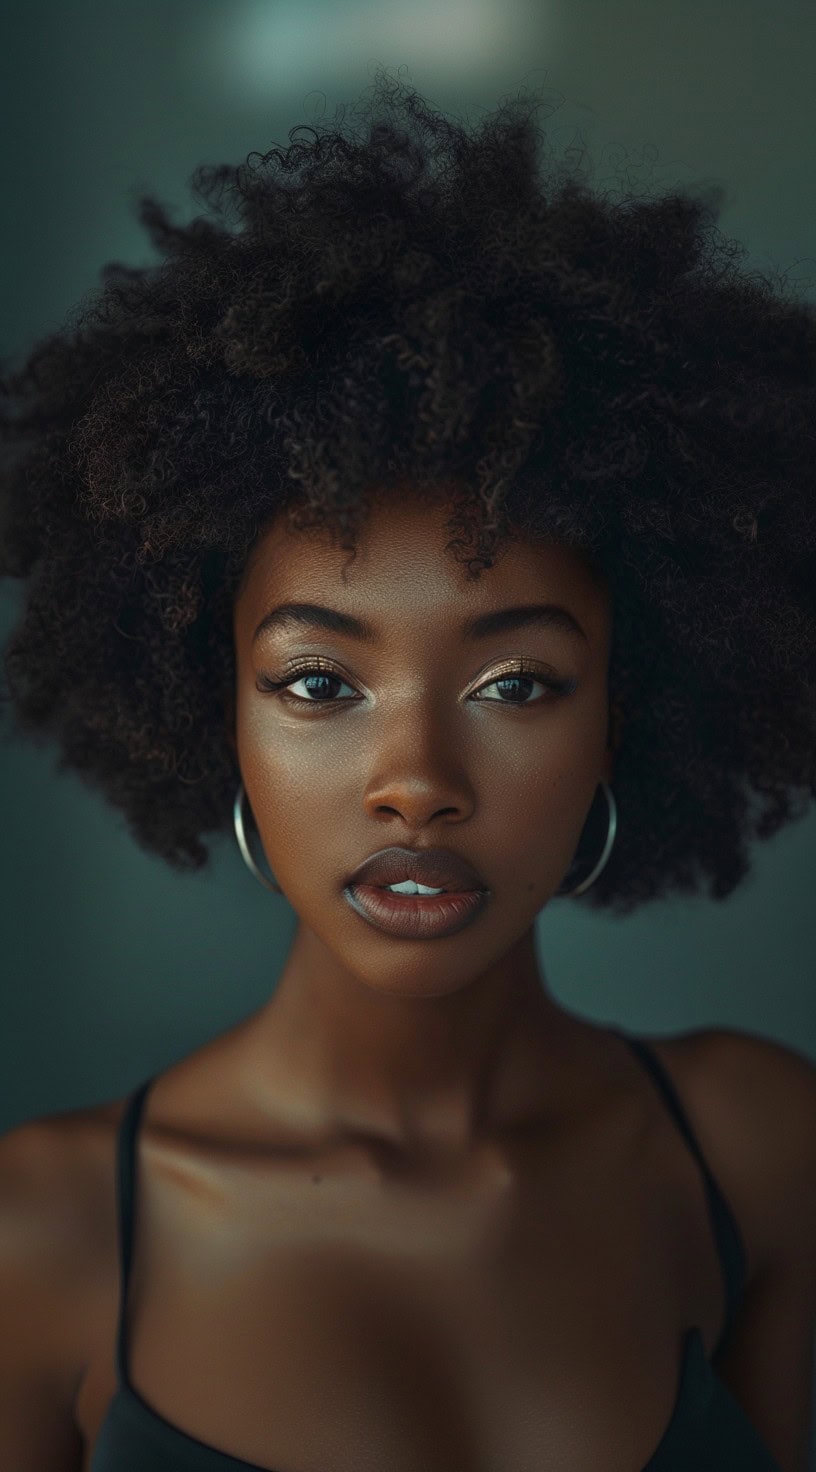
[89, 1030, 782, 1470]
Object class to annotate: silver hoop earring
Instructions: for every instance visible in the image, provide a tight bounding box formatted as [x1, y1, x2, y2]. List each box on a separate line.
[555, 780, 617, 897]
[234, 779, 617, 900]
[233, 782, 282, 894]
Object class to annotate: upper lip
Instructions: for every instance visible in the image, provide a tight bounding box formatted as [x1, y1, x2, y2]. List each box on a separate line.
[346, 846, 488, 892]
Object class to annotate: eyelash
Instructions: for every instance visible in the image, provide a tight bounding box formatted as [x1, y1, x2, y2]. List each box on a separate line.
[256, 659, 578, 710]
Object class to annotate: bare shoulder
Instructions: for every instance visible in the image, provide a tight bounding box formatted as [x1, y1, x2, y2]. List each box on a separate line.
[0, 1097, 128, 1404]
[0, 1094, 128, 1247]
[644, 1025, 816, 1285]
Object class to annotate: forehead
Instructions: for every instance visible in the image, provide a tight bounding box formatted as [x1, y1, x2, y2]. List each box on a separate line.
[235, 489, 610, 636]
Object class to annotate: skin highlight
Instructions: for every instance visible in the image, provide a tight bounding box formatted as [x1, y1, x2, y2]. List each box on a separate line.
[225, 488, 623, 1161]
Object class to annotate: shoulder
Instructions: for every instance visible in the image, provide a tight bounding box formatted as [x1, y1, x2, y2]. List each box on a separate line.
[656, 1026, 816, 1471]
[0, 1098, 128, 1398]
[645, 1025, 816, 1287]
[0, 1096, 128, 1238]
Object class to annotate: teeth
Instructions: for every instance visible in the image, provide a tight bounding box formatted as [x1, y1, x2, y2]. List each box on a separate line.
[384, 879, 446, 895]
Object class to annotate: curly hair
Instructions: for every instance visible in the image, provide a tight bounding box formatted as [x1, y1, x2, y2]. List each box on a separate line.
[1, 71, 815, 918]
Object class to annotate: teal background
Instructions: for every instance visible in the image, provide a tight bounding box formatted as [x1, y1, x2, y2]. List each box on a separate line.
[0, 3, 814, 1460]
[1, 0, 814, 1122]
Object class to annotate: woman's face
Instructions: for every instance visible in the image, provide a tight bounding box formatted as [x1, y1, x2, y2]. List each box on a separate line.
[229, 489, 618, 999]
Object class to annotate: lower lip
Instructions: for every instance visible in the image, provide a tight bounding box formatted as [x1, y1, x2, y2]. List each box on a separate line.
[343, 883, 489, 939]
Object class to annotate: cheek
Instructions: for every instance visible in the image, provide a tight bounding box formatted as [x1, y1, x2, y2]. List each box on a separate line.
[235, 704, 344, 862]
[492, 766, 601, 886]
[489, 684, 606, 783]
[235, 682, 306, 785]
[486, 703, 609, 875]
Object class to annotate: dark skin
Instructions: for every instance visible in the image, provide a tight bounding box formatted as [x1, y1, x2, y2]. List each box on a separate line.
[46, 488, 727, 1472]
[5, 500, 808, 1470]
[225, 485, 624, 1162]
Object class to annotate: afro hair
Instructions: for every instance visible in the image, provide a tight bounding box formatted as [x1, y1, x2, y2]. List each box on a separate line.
[1, 71, 815, 918]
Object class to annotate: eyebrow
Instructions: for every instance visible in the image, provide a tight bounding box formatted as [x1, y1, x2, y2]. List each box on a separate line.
[253, 600, 588, 646]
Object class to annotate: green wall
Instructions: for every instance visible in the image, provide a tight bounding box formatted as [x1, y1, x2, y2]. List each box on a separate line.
[2, 1, 814, 1115]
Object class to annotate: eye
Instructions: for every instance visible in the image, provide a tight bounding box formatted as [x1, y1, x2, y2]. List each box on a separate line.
[267, 666, 358, 705]
[472, 668, 577, 704]
[256, 660, 577, 709]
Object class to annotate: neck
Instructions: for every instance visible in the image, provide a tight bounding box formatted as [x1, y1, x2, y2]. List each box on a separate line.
[237, 923, 580, 1158]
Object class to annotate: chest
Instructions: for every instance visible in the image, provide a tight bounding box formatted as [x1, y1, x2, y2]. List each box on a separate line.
[76, 1091, 724, 1472]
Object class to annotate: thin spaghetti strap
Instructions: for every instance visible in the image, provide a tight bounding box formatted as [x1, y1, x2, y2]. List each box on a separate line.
[113, 1077, 157, 1388]
[612, 1028, 747, 1360]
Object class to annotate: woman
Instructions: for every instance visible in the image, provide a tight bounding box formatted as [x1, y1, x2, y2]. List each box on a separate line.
[1, 72, 814, 1472]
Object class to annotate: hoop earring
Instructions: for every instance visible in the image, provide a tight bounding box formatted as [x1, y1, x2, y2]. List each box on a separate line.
[234, 779, 617, 900]
[233, 782, 282, 894]
[554, 780, 617, 897]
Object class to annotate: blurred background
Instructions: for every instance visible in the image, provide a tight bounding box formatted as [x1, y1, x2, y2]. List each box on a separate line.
[2, 6, 815, 1456]
[1, 1, 814, 1131]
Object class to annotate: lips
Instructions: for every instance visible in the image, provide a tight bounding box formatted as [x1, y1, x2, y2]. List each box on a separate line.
[345, 845, 487, 893]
